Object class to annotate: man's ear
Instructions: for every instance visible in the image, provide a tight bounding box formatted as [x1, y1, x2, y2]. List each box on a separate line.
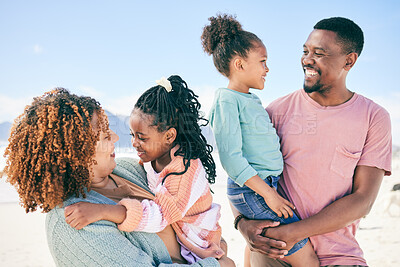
[165, 128, 177, 145]
[344, 52, 358, 71]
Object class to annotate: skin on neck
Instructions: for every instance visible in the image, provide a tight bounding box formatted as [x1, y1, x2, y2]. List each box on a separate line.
[307, 87, 354, 107]
[228, 75, 250, 94]
[151, 148, 173, 173]
[90, 174, 114, 189]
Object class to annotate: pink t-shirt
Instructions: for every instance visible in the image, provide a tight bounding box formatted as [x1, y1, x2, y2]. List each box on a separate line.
[266, 89, 392, 266]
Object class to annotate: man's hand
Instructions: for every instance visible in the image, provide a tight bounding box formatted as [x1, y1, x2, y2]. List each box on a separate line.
[237, 218, 288, 259]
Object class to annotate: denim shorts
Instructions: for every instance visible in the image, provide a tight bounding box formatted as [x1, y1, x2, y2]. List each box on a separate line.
[227, 176, 308, 256]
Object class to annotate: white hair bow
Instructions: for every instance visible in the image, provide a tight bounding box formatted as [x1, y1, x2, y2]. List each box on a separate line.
[156, 77, 172, 92]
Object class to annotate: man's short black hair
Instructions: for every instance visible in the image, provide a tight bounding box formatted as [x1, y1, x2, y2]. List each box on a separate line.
[314, 17, 364, 56]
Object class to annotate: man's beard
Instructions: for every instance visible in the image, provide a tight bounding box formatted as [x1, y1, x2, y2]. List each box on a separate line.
[303, 80, 330, 94]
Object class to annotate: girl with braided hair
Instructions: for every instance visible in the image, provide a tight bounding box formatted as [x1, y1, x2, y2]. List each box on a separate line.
[65, 75, 234, 266]
[202, 14, 319, 267]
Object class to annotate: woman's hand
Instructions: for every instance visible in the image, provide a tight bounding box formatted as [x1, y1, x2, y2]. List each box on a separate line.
[64, 202, 105, 230]
[217, 255, 236, 267]
[237, 218, 288, 259]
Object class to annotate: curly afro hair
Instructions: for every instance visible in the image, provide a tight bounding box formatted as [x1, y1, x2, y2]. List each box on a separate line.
[2, 88, 108, 213]
[201, 13, 263, 77]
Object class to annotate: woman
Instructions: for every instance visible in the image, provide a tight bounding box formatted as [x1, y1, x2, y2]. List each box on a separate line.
[3, 88, 232, 266]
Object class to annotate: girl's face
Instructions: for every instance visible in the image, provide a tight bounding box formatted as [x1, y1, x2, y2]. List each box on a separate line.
[91, 112, 119, 179]
[241, 44, 269, 90]
[129, 109, 175, 171]
[231, 43, 269, 93]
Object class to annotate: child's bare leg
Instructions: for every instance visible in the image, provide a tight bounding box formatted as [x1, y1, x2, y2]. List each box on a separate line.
[284, 241, 319, 267]
[244, 245, 251, 267]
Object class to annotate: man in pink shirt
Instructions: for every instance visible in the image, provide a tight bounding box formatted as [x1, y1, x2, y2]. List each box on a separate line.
[233, 17, 392, 266]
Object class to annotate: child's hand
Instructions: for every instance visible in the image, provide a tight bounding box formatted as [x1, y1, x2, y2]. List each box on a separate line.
[264, 190, 296, 219]
[195, 242, 225, 260]
[64, 202, 104, 230]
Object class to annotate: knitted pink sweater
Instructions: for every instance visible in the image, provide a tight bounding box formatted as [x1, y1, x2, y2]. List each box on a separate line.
[118, 149, 221, 258]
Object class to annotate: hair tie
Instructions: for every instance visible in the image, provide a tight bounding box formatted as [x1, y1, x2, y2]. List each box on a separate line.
[156, 77, 172, 92]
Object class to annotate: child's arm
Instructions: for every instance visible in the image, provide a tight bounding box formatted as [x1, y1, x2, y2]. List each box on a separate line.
[118, 160, 217, 235]
[244, 175, 295, 219]
[64, 202, 127, 230]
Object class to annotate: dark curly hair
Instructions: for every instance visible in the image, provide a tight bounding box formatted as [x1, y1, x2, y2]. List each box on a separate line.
[314, 17, 364, 56]
[134, 75, 216, 184]
[2, 88, 108, 213]
[201, 13, 263, 77]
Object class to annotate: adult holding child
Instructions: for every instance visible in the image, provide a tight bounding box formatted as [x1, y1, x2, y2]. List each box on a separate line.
[2, 88, 233, 266]
[64, 75, 233, 264]
[233, 17, 392, 266]
[201, 14, 319, 267]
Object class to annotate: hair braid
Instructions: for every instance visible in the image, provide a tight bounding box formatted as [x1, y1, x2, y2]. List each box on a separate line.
[134, 75, 216, 184]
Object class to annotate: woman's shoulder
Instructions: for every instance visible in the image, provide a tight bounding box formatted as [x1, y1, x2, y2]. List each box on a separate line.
[113, 157, 149, 189]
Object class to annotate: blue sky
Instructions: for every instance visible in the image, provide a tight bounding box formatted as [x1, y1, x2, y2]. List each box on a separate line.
[1, 0, 399, 145]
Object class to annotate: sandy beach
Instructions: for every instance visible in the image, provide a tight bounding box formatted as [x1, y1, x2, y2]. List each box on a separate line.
[0, 158, 399, 267]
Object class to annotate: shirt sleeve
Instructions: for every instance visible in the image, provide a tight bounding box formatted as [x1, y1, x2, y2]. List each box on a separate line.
[118, 162, 210, 233]
[211, 99, 257, 186]
[357, 107, 392, 175]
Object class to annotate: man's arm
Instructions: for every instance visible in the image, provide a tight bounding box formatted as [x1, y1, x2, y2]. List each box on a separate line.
[260, 165, 384, 249]
[230, 202, 288, 259]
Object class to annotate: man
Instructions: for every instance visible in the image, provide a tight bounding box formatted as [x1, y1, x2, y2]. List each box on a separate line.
[233, 17, 392, 267]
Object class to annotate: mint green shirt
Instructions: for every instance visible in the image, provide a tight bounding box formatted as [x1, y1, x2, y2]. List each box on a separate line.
[209, 88, 283, 186]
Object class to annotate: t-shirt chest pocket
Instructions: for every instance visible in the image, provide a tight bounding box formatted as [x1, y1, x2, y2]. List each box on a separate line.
[330, 145, 362, 179]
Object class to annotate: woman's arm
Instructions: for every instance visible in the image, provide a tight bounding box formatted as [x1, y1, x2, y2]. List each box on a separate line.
[53, 204, 221, 266]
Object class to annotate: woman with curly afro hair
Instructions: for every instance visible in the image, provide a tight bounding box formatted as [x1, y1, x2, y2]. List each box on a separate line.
[2, 88, 222, 267]
[3, 88, 110, 213]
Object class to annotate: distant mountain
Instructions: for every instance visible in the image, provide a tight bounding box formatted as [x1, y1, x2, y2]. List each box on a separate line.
[0, 122, 12, 142]
[104, 110, 132, 149]
[0, 111, 132, 149]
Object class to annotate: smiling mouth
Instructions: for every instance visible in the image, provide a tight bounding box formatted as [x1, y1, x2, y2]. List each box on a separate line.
[305, 68, 318, 78]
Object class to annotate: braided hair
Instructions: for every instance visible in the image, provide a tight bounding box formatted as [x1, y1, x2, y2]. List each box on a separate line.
[134, 75, 216, 184]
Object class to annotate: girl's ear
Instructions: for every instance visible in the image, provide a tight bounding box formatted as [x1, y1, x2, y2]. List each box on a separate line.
[232, 57, 244, 71]
[165, 127, 177, 145]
